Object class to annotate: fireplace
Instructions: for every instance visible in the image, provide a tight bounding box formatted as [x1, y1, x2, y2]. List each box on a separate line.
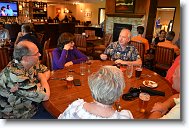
[113, 23, 132, 42]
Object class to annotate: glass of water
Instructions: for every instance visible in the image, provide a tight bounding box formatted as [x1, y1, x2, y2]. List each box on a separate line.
[126, 64, 133, 78]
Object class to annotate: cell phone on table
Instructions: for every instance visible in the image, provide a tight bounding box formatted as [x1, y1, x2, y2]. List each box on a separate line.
[73, 79, 81, 86]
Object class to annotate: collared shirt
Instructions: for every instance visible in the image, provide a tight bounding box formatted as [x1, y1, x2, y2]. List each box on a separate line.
[131, 36, 149, 53]
[5, 9, 14, 16]
[0, 28, 10, 40]
[104, 41, 140, 61]
[0, 59, 48, 119]
[158, 40, 180, 55]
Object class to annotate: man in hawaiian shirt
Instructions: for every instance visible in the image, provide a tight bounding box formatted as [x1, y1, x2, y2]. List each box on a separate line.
[0, 40, 50, 119]
[100, 28, 142, 66]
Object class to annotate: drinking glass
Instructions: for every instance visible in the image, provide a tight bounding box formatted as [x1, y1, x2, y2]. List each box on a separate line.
[86, 57, 93, 73]
[135, 66, 142, 79]
[138, 92, 150, 113]
[80, 61, 86, 76]
[66, 71, 74, 89]
[126, 64, 133, 78]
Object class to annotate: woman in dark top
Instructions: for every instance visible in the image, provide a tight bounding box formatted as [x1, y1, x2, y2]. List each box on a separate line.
[52, 32, 87, 70]
[153, 30, 166, 45]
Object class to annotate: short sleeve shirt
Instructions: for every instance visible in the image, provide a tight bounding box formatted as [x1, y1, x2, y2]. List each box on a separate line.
[0, 59, 48, 119]
[104, 41, 140, 61]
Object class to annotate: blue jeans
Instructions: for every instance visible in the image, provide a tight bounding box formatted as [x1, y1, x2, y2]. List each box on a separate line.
[31, 103, 55, 119]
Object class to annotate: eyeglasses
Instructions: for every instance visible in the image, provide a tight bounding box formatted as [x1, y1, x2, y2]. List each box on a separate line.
[26, 51, 40, 56]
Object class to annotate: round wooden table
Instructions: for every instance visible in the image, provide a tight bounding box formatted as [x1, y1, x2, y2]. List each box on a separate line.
[43, 60, 173, 119]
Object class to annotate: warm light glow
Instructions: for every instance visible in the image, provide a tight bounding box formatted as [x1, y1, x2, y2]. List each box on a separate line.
[19, 4, 22, 10]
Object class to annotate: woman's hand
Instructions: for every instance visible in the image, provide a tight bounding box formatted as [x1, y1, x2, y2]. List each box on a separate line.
[63, 43, 71, 50]
[151, 102, 168, 115]
[64, 61, 73, 67]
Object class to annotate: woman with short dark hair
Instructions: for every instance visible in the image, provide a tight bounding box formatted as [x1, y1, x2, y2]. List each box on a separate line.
[52, 32, 87, 70]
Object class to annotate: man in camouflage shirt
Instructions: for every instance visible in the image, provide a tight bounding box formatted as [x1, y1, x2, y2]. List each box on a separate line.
[0, 40, 50, 119]
[100, 28, 142, 66]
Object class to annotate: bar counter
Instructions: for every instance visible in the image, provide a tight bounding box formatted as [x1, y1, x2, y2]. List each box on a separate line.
[4, 23, 103, 48]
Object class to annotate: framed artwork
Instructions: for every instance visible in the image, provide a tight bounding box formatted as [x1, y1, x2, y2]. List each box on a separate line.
[84, 11, 92, 18]
[115, 0, 135, 13]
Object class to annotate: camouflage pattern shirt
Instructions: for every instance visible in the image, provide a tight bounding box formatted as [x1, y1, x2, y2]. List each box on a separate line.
[0, 59, 48, 119]
[104, 41, 140, 61]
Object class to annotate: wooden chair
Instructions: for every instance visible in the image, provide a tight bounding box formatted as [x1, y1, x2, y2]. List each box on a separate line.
[154, 46, 175, 71]
[85, 30, 95, 36]
[0, 47, 10, 71]
[130, 41, 145, 62]
[36, 32, 44, 44]
[93, 33, 112, 54]
[74, 34, 93, 55]
[41, 38, 51, 65]
[45, 48, 54, 71]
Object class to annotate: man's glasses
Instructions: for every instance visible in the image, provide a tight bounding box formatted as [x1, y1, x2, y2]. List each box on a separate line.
[26, 51, 40, 56]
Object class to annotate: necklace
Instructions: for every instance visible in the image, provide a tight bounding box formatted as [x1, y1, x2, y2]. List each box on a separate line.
[93, 101, 112, 108]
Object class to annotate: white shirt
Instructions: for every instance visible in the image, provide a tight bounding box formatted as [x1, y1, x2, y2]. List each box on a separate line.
[160, 97, 180, 119]
[58, 99, 134, 119]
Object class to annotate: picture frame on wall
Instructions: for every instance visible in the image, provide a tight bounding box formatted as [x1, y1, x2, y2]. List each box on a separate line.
[115, 0, 135, 13]
[84, 11, 92, 18]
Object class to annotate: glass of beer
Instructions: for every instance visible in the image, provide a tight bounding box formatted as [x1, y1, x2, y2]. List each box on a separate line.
[66, 72, 74, 89]
[135, 67, 142, 79]
[138, 92, 150, 113]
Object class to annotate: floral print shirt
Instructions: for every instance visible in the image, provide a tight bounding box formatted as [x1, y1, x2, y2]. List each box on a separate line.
[0, 59, 48, 119]
[104, 41, 140, 61]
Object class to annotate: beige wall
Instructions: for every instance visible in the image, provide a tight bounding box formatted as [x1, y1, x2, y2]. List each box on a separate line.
[75, 2, 105, 25]
[158, 0, 180, 43]
[47, 2, 105, 25]
[47, 4, 76, 20]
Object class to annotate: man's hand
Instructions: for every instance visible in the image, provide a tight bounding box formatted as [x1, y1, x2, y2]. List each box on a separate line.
[151, 102, 168, 115]
[37, 73, 46, 81]
[115, 59, 124, 65]
[100, 54, 107, 60]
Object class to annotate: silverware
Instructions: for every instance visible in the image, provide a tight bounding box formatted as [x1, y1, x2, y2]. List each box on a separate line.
[50, 77, 66, 80]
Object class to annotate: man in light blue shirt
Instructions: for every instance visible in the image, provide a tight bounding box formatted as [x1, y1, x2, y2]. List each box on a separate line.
[5, 5, 14, 16]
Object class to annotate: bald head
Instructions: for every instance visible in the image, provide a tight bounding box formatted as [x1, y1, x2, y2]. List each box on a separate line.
[118, 28, 131, 46]
[13, 40, 38, 61]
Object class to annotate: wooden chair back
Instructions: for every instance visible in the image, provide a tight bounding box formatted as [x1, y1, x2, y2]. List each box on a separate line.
[45, 48, 54, 71]
[36, 32, 44, 44]
[0, 47, 10, 71]
[104, 33, 112, 46]
[74, 34, 87, 48]
[42, 38, 51, 64]
[85, 30, 95, 36]
[130, 41, 145, 62]
[154, 46, 175, 71]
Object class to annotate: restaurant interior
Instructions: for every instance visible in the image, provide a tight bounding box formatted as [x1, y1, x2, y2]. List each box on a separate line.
[0, 0, 180, 119]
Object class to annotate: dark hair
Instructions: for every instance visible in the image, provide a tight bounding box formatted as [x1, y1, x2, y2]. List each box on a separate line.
[159, 30, 166, 34]
[166, 31, 175, 41]
[137, 26, 144, 34]
[1, 6, 6, 10]
[21, 24, 31, 33]
[7, 5, 10, 8]
[57, 32, 75, 50]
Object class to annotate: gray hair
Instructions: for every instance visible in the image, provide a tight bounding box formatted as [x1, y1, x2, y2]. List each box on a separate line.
[13, 43, 31, 61]
[88, 66, 125, 105]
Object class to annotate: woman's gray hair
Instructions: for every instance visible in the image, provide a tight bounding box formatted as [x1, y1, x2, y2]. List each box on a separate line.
[13, 44, 30, 61]
[88, 66, 125, 105]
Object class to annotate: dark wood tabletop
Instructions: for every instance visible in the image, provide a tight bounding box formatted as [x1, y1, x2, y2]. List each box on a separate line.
[43, 60, 173, 119]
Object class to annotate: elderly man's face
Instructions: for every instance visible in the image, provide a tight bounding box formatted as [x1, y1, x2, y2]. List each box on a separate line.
[118, 29, 131, 46]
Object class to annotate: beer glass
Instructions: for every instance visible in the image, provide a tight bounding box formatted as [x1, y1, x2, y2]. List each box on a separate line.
[138, 92, 150, 113]
[66, 71, 74, 88]
[135, 66, 142, 79]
